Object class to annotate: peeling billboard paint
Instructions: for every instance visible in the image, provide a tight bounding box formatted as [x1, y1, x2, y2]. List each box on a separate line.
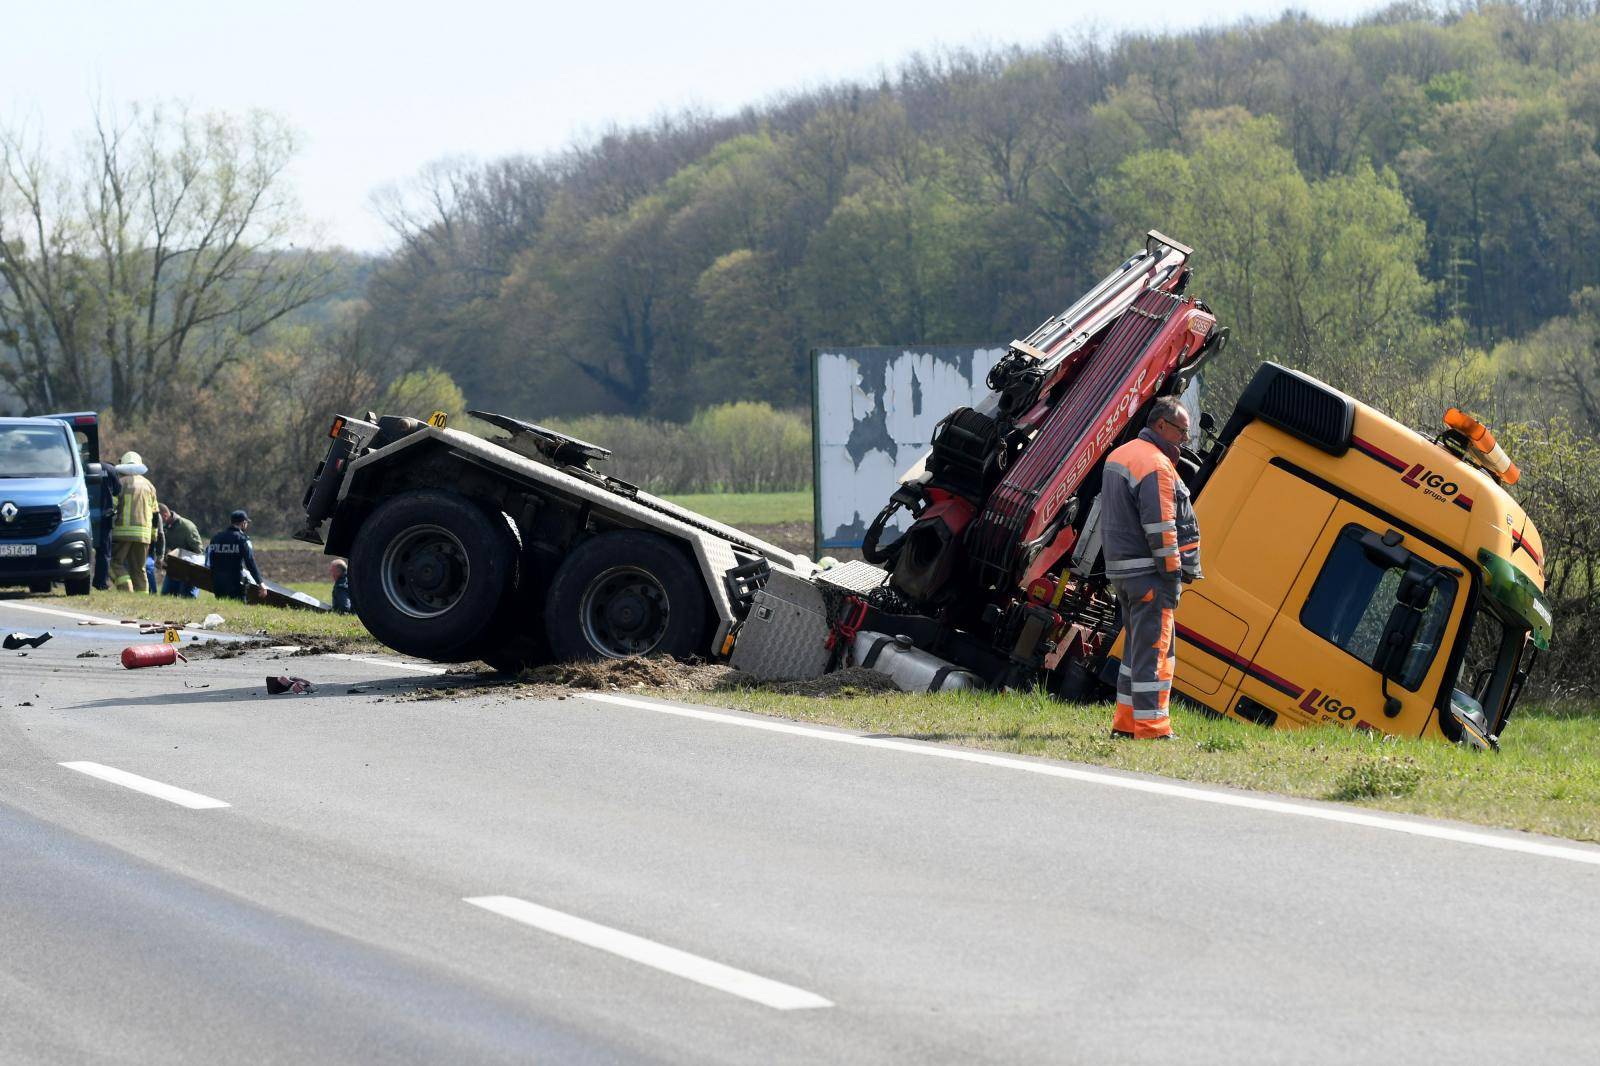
[812, 346, 1006, 552]
[812, 346, 1203, 554]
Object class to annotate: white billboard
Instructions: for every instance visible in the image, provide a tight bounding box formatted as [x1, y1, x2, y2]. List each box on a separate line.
[812, 346, 1006, 553]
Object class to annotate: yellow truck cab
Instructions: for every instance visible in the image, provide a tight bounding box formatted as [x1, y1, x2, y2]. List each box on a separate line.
[1173, 362, 1551, 749]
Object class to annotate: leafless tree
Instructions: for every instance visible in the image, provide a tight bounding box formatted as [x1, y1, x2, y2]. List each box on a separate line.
[0, 102, 333, 419]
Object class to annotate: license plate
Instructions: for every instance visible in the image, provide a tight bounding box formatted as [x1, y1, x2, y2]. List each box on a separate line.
[0, 544, 37, 557]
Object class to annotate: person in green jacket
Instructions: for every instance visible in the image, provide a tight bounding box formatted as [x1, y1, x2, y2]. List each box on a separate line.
[158, 503, 203, 598]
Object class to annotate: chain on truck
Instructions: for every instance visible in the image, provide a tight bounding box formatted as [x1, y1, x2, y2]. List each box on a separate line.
[295, 231, 1552, 751]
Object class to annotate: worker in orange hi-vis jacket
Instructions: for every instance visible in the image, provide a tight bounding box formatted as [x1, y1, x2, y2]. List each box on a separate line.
[1100, 397, 1203, 739]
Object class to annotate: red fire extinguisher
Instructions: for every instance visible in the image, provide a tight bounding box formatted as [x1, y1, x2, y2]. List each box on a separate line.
[121, 644, 187, 669]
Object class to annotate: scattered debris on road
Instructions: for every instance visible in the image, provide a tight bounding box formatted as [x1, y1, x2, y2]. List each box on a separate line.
[121, 645, 186, 669]
[3, 631, 52, 650]
[266, 675, 315, 695]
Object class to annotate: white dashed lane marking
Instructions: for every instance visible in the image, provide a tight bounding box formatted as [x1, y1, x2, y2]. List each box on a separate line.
[464, 896, 833, 1010]
[59, 762, 231, 810]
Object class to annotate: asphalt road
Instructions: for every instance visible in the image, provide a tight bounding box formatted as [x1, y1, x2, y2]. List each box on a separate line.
[3, 595, 1600, 1064]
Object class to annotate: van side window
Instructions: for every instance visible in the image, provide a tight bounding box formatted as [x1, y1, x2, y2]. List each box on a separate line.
[1299, 524, 1457, 691]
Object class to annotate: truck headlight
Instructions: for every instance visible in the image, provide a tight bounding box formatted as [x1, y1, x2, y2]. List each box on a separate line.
[59, 491, 89, 521]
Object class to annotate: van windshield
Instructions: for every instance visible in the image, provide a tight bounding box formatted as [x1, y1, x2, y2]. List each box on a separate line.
[0, 426, 76, 478]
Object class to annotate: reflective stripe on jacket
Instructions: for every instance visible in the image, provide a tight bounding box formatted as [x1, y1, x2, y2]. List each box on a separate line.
[112, 475, 159, 544]
[1101, 428, 1201, 581]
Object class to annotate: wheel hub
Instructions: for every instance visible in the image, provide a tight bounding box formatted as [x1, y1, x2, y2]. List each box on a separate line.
[380, 525, 472, 619]
[580, 567, 671, 657]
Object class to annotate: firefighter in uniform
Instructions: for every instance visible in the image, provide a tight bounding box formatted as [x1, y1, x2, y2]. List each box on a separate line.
[207, 509, 263, 600]
[109, 451, 159, 593]
[1101, 398, 1202, 739]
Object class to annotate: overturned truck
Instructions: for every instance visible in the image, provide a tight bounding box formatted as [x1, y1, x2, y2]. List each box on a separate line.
[296, 233, 1551, 749]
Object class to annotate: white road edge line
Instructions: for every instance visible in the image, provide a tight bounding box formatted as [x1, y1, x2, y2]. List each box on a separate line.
[319, 653, 449, 676]
[585, 692, 1600, 869]
[59, 761, 231, 810]
[464, 896, 832, 1011]
[3, 601, 154, 631]
[2, 600, 240, 643]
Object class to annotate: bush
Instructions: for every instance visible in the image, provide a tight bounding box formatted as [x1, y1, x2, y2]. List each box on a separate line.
[546, 402, 810, 494]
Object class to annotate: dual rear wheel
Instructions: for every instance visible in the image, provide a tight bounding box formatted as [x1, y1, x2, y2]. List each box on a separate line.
[350, 491, 707, 669]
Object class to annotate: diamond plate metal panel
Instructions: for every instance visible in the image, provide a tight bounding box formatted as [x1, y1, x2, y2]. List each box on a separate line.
[729, 572, 833, 681]
[815, 559, 889, 596]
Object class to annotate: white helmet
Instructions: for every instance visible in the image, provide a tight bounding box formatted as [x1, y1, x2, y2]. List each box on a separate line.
[120, 450, 142, 466]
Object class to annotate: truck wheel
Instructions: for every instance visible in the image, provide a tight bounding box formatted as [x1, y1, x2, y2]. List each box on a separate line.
[350, 491, 515, 662]
[28, 580, 52, 594]
[544, 531, 707, 661]
[64, 577, 92, 597]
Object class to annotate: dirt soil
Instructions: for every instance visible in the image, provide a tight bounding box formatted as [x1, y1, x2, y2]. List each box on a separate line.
[183, 634, 381, 659]
[386, 657, 905, 703]
[744, 522, 810, 555]
[256, 545, 340, 584]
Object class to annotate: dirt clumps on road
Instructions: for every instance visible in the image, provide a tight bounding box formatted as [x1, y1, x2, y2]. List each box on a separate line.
[386, 657, 905, 703]
[285, 636, 382, 657]
[184, 638, 271, 659]
[519, 656, 733, 696]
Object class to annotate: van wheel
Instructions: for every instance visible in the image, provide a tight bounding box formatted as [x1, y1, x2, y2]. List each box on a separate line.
[544, 531, 707, 661]
[28, 580, 52, 594]
[350, 491, 515, 661]
[64, 578, 91, 596]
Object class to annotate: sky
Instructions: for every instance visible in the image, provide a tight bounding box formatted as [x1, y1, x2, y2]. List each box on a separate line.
[4, 0, 1387, 252]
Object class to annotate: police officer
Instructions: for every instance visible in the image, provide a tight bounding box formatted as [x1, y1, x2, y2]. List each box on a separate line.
[207, 509, 263, 600]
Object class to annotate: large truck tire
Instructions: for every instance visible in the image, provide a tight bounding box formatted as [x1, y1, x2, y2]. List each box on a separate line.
[349, 490, 516, 662]
[543, 530, 708, 661]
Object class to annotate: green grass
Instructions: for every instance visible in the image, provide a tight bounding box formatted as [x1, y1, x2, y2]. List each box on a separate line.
[694, 685, 1600, 843]
[661, 490, 811, 526]
[26, 587, 375, 645]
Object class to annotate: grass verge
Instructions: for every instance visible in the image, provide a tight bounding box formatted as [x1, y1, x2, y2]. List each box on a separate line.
[661, 490, 811, 527]
[694, 685, 1600, 843]
[24, 587, 377, 646]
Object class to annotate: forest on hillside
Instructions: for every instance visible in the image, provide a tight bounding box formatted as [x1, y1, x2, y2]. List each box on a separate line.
[357, 0, 1600, 428]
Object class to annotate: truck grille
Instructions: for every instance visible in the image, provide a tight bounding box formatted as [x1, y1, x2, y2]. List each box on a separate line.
[0, 505, 61, 539]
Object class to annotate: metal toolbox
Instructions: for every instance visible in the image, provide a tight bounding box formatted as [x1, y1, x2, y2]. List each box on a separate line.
[729, 569, 834, 681]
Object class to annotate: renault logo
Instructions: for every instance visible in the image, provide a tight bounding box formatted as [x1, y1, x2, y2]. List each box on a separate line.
[0, 501, 15, 522]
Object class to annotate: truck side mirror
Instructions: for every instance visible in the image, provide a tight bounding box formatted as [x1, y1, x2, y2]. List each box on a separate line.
[1199, 412, 1215, 432]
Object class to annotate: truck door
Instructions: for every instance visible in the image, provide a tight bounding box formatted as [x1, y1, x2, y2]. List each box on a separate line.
[1239, 502, 1468, 735]
[1175, 455, 1335, 700]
